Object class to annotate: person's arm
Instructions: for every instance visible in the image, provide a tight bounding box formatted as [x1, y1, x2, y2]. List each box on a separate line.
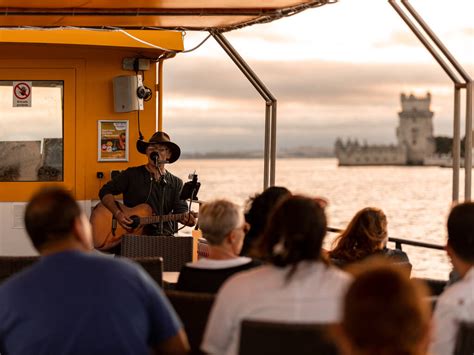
[99, 170, 133, 230]
[178, 211, 197, 227]
[151, 329, 190, 355]
[100, 193, 133, 230]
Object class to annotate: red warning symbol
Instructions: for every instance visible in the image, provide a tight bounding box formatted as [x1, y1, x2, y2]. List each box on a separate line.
[14, 82, 31, 100]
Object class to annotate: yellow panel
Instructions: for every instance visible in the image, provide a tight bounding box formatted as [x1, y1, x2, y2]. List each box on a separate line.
[0, 29, 183, 53]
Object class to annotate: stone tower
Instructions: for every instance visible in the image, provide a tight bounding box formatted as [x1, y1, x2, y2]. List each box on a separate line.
[396, 92, 435, 165]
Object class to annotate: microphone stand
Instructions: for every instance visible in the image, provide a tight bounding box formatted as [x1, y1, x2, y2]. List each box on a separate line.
[159, 174, 167, 235]
[155, 156, 168, 236]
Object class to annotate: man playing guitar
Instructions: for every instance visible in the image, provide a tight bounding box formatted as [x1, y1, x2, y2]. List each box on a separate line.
[97, 131, 197, 251]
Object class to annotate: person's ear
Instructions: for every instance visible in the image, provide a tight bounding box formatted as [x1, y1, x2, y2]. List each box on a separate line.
[227, 231, 235, 244]
[446, 243, 454, 259]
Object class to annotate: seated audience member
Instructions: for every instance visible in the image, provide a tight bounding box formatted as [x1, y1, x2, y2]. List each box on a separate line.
[177, 199, 261, 293]
[0, 187, 189, 355]
[241, 186, 291, 256]
[339, 260, 431, 355]
[201, 195, 352, 355]
[329, 207, 409, 267]
[430, 202, 474, 355]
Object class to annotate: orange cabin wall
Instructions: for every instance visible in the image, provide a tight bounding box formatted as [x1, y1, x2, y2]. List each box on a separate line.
[0, 43, 159, 202]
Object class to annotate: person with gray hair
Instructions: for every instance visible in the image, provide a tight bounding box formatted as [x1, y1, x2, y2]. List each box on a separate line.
[177, 199, 261, 293]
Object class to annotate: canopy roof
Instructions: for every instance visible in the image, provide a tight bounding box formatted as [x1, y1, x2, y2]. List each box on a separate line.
[0, 0, 335, 32]
[0, 28, 184, 55]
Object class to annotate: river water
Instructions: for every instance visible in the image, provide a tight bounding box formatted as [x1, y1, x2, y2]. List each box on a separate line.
[172, 158, 459, 279]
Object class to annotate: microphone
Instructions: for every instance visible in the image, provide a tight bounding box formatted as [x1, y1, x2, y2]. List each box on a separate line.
[149, 152, 169, 166]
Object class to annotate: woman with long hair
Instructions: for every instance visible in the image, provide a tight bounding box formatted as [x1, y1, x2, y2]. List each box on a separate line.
[329, 207, 409, 267]
[201, 195, 352, 355]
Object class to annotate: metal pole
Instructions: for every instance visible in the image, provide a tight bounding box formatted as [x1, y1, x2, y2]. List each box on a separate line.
[401, 0, 472, 83]
[388, 1, 461, 84]
[389, 0, 474, 202]
[453, 86, 461, 202]
[211, 33, 272, 102]
[270, 101, 277, 186]
[157, 59, 164, 131]
[399, 0, 474, 201]
[465, 82, 473, 200]
[264, 104, 271, 189]
[212, 31, 277, 190]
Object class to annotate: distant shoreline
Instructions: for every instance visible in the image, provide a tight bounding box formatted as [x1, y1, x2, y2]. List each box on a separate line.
[181, 147, 335, 159]
[180, 154, 336, 159]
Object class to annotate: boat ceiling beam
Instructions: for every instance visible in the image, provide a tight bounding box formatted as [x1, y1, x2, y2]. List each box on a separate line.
[389, 0, 473, 202]
[0, 1, 336, 33]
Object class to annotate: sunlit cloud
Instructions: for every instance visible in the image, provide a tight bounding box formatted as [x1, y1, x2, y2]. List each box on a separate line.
[375, 31, 421, 48]
[164, 51, 471, 153]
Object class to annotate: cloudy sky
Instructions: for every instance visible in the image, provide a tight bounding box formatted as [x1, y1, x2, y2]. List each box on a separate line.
[163, 0, 473, 153]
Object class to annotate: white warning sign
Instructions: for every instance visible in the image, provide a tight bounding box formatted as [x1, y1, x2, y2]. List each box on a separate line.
[13, 81, 32, 107]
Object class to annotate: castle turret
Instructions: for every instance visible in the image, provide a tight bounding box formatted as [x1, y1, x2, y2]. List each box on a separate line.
[396, 92, 435, 164]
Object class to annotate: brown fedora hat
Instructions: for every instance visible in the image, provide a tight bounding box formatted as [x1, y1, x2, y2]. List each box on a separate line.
[136, 131, 181, 163]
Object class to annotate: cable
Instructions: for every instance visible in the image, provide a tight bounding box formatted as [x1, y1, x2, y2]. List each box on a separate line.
[107, 27, 211, 55]
[140, 70, 153, 102]
[104, 27, 176, 53]
[134, 74, 145, 140]
[136, 109, 144, 141]
[176, 198, 195, 232]
[180, 33, 212, 53]
[9, 25, 212, 55]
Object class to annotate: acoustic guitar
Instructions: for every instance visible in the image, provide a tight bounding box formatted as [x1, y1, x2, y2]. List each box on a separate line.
[90, 202, 194, 250]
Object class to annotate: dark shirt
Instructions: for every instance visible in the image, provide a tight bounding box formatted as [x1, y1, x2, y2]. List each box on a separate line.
[331, 247, 410, 268]
[99, 165, 188, 235]
[177, 259, 262, 293]
[377, 247, 410, 263]
[0, 251, 182, 355]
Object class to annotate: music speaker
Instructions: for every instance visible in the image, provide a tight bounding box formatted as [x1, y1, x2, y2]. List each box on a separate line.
[113, 75, 144, 112]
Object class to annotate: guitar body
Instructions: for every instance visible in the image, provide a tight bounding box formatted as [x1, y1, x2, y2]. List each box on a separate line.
[91, 202, 152, 250]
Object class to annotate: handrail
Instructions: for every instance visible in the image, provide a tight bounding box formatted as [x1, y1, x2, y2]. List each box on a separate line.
[326, 227, 445, 251]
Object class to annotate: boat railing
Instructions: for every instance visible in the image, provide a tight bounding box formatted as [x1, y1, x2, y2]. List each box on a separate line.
[326, 227, 445, 251]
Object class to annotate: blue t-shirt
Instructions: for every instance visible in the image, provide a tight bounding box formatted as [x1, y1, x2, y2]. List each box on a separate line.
[0, 250, 182, 355]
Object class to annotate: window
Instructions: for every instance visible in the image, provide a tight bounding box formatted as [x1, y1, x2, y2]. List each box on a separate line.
[0, 80, 63, 182]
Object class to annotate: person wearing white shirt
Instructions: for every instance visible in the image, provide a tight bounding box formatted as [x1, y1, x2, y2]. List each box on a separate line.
[430, 202, 474, 355]
[201, 195, 352, 355]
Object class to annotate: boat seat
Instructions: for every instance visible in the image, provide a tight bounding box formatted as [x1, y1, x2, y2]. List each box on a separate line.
[238, 320, 339, 355]
[121, 235, 193, 272]
[0, 256, 39, 283]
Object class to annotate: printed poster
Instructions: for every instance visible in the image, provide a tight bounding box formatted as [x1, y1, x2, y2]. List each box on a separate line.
[98, 120, 129, 161]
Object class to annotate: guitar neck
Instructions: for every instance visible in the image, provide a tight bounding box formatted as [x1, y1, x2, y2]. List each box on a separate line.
[139, 212, 189, 226]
